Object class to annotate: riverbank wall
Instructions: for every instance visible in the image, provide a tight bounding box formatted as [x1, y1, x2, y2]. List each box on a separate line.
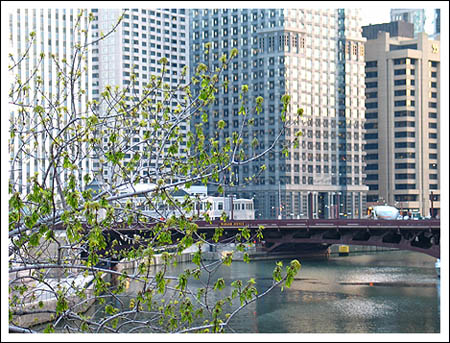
[10, 274, 100, 328]
[115, 243, 400, 272]
[328, 244, 398, 255]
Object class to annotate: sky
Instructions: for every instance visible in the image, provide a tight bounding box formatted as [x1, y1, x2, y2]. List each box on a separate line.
[359, 7, 391, 26]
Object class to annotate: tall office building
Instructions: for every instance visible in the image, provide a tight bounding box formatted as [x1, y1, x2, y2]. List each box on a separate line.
[190, 9, 368, 219]
[363, 28, 440, 217]
[362, 21, 414, 40]
[8, 8, 92, 195]
[390, 9, 427, 37]
[90, 8, 189, 184]
[432, 9, 440, 39]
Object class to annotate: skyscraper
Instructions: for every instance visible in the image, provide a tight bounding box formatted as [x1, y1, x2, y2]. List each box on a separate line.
[90, 8, 189, 185]
[8, 7, 191, 196]
[390, 9, 426, 37]
[432, 9, 440, 39]
[190, 9, 368, 219]
[363, 28, 440, 217]
[8, 8, 93, 195]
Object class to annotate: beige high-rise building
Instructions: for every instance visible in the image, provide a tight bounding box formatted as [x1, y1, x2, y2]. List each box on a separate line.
[363, 29, 440, 218]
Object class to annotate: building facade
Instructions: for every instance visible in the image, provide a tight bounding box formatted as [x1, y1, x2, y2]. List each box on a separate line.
[432, 9, 440, 39]
[8, 8, 92, 195]
[362, 21, 414, 40]
[8, 7, 192, 196]
[390, 9, 427, 37]
[190, 9, 368, 219]
[363, 29, 440, 217]
[90, 8, 189, 185]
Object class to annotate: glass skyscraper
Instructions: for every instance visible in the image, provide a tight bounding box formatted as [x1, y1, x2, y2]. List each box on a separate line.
[390, 9, 427, 37]
[190, 9, 368, 219]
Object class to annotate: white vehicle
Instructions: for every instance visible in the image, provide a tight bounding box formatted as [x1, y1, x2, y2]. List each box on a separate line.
[200, 196, 255, 220]
[369, 205, 401, 220]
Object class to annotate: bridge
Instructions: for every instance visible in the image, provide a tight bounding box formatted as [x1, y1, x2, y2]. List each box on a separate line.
[104, 218, 440, 259]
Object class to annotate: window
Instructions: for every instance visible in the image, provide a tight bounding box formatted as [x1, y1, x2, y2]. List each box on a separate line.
[395, 152, 415, 159]
[365, 143, 378, 150]
[394, 90, 407, 96]
[367, 195, 379, 202]
[394, 195, 418, 201]
[390, 44, 417, 51]
[365, 133, 378, 140]
[366, 153, 378, 160]
[395, 173, 415, 180]
[395, 184, 416, 190]
[393, 58, 406, 65]
[395, 131, 415, 138]
[395, 163, 415, 169]
[394, 110, 415, 117]
[365, 164, 378, 170]
[394, 79, 406, 86]
[394, 69, 406, 75]
[395, 142, 415, 148]
[394, 121, 415, 128]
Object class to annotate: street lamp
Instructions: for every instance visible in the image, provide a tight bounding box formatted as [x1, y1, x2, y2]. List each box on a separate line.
[430, 191, 435, 218]
[337, 192, 342, 218]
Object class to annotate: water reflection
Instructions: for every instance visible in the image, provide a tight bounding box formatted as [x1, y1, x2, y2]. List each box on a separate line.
[224, 250, 440, 333]
[89, 250, 439, 333]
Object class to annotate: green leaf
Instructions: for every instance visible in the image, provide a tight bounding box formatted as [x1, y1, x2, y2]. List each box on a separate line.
[222, 252, 233, 266]
[214, 278, 225, 291]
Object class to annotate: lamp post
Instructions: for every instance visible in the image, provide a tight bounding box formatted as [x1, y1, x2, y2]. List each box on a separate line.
[231, 194, 235, 220]
[337, 192, 341, 218]
[430, 191, 434, 218]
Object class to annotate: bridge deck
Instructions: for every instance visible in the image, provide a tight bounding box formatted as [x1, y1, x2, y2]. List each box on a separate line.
[193, 219, 440, 231]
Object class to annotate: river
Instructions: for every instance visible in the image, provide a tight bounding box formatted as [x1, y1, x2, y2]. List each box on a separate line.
[163, 250, 440, 333]
[50, 249, 440, 334]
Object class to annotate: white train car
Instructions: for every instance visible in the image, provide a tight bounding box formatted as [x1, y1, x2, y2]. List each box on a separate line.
[200, 196, 255, 220]
[114, 184, 255, 221]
